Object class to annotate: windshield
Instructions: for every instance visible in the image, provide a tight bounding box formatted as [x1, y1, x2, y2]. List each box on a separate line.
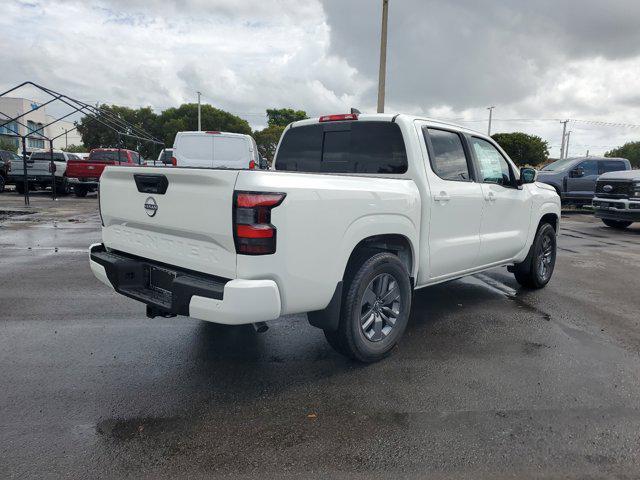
[89, 151, 126, 162]
[541, 158, 575, 171]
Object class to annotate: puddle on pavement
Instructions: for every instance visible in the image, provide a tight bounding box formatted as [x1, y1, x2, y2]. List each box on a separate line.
[0, 210, 36, 221]
[96, 416, 181, 441]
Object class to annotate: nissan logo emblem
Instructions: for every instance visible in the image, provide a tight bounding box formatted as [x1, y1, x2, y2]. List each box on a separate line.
[602, 184, 613, 192]
[144, 197, 158, 217]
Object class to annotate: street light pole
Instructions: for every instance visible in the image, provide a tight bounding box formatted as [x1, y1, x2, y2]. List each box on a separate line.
[487, 106, 495, 135]
[565, 131, 572, 159]
[197, 91, 202, 131]
[377, 0, 389, 113]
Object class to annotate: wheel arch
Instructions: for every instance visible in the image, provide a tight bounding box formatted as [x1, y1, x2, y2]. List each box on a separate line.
[308, 229, 418, 332]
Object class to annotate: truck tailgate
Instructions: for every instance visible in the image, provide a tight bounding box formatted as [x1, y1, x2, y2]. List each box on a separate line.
[99, 166, 239, 279]
[66, 159, 110, 179]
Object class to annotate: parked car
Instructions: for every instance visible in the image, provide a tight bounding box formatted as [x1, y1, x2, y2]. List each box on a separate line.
[172, 131, 260, 169]
[592, 169, 640, 229]
[8, 149, 72, 194]
[157, 148, 173, 165]
[89, 113, 560, 362]
[0, 149, 21, 193]
[537, 156, 631, 206]
[66, 148, 143, 197]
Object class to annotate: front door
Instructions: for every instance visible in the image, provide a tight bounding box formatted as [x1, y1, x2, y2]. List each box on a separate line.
[419, 125, 484, 279]
[468, 137, 532, 264]
[565, 159, 598, 199]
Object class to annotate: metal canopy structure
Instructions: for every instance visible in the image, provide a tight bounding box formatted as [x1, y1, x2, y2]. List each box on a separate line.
[0, 81, 164, 205]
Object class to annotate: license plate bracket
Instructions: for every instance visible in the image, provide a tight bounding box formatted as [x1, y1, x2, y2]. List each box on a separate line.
[147, 265, 177, 294]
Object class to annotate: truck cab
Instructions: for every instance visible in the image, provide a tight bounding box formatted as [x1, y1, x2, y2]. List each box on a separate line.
[537, 156, 630, 206]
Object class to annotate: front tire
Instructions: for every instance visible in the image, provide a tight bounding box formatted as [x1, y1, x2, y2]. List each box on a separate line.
[602, 219, 632, 229]
[513, 223, 557, 289]
[327, 252, 412, 362]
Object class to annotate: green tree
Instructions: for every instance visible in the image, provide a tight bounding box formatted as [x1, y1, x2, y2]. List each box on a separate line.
[62, 144, 87, 153]
[491, 132, 549, 166]
[76, 105, 162, 159]
[76, 103, 251, 159]
[253, 125, 285, 165]
[266, 108, 308, 127]
[0, 138, 18, 153]
[605, 141, 640, 168]
[158, 103, 251, 147]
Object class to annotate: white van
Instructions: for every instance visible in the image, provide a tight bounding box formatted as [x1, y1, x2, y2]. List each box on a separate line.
[172, 131, 260, 169]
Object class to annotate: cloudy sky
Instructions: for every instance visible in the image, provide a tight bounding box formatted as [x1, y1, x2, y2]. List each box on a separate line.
[3, 0, 640, 156]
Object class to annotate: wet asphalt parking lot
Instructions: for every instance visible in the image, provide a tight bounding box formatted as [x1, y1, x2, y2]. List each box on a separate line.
[1, 191, 640, 479]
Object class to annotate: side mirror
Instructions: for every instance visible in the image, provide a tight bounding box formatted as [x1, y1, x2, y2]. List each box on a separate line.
[519, 167, 537, 184]
[570, 167, 584, 178]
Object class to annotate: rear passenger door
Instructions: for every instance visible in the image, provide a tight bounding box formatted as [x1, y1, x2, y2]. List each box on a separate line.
[420, 126, 484, 278]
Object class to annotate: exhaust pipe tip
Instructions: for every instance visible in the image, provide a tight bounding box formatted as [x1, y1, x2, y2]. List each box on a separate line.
[252, 321, 268, 333]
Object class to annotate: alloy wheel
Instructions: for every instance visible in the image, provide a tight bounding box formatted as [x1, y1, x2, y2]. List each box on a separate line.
[360, 273, 401, 342]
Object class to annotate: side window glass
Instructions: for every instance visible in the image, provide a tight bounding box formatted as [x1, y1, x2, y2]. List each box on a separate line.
[470, 137, 513, 186]
[578, 160, 598, 176]
[599, 160, 625, 174]
[424, 128, 471, 181]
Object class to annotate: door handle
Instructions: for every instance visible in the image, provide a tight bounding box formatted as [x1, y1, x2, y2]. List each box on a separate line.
[485, 191, 496, 202]
[433, 191, 450, 203]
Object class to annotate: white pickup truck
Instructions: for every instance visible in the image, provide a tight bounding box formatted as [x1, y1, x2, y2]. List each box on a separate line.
[90, 113, 560, 362]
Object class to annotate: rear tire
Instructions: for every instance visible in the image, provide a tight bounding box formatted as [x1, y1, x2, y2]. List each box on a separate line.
[602, 219, 632, 229]
[513, 223, 557, 289]
[327, 252, 412, 363]
[57, 179, 70, 195]
[74, 185, 88, 197]
[0, 175, 5, 193]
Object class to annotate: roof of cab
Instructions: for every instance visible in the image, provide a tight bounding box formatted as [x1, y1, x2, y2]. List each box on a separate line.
[288, 113, 483, 137]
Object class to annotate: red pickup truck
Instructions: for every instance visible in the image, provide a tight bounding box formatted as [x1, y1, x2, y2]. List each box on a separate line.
[66, 148, 143, 197]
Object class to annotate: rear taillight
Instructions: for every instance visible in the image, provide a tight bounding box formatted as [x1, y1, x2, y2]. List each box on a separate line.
[319, 113, 358, 122]
[233, 191, 286, 255]
[249, 160, 256, 170]
[170, 157, 177, 166]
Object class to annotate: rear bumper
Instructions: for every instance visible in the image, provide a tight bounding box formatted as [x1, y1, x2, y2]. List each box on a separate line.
[8, 174, 55, 183]
[67, 177, 99, 187]
[89, 243, 281, 325]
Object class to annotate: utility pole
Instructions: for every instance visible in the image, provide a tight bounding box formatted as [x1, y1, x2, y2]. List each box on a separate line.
[559, 120, 569, 159]
[377, 0, 389, 113]
[197, 91, 202, 131]
[65, 129, 68, 148]
[565, 131, 572, 159]
[487, 106, 495, 135]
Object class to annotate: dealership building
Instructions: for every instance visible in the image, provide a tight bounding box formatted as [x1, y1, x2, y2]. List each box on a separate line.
[0, 97, 82, 152]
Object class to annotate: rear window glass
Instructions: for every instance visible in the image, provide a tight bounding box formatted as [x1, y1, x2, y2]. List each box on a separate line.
[89, 151, 127, 162]
[599, 160, 626, 174]
[30, 152, 65, 161]
[275, 121, 408, 174]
